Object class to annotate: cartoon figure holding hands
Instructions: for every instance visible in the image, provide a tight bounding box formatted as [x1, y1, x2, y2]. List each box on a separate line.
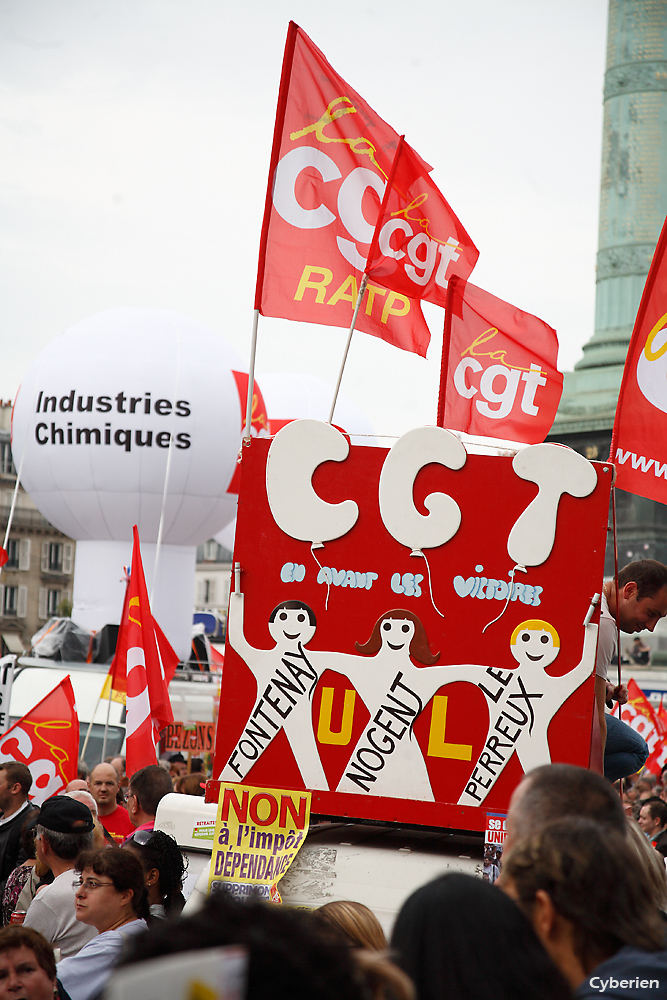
[218, 591, 328, 789]
[458, 618, 597, 807]
[323, 610, 472, 802]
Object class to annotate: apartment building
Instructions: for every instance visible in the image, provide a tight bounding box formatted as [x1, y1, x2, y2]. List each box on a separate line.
[0, 403, 76, 654]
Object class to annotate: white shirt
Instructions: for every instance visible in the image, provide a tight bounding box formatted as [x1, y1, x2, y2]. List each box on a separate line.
[595, 590, 616, 684]
[57, 918, 147, 1000]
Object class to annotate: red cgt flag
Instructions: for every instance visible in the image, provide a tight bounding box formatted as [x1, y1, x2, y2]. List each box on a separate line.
[611, 213, 667, 500]
[620, 678, 664, 773]
[438, 279, 562, 443]
[101, 574, 131, 705]
[365, 136, 478, 310]
[0, 677, 78, 805]
[226, 371, 271, 496]
[645, 702, 667, 776]
[257, 22, 436, 357]
[118, 527, 175, 778]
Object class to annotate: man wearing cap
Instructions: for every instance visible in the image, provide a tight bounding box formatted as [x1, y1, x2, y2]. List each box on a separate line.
[23, 795, 97, 958]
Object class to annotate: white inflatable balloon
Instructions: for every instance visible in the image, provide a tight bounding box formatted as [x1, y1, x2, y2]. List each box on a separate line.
[13, 308, 245, 544]
[12, 308, 250, 657]
[214, 519, 237, 555]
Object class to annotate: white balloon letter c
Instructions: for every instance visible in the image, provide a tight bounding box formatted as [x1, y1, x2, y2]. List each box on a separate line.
[379, 427, 466, 551]
[266, 419, 358, 545]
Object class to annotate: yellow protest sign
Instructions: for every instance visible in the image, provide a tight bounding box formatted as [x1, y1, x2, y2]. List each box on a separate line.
[208, 783, 311, 901]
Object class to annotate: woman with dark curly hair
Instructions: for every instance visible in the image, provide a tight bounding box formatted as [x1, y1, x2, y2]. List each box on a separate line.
[123, 829, 186, 919]
[116, 891, 411, 1000]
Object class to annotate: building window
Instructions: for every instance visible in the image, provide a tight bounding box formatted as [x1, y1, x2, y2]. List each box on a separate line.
[39, 587, 69, 620]
[0, 443, 14, 476]
[41, 542, 72, 574]
[3, 587, 17, 616]
[5, 539, 31, 572]
[202, 540, 221, 562]
[1, 586, 25, 618]
[5, 540, 18, 569]
[3, 539, 29, 571]
[46, 590, 61, 617]
[195, 577, 218, 606]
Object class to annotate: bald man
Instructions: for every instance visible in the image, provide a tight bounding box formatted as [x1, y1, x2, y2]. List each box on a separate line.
[87, 762, 133, 845]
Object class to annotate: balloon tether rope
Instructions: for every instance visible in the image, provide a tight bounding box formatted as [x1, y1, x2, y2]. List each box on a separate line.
[410, 549, 444, 618]
[482, 565, 526, 633]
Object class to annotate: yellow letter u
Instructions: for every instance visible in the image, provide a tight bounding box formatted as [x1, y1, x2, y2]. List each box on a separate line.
[317, 687, 356, 745]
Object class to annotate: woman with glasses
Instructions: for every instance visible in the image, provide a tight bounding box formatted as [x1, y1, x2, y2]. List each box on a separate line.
[123, 829, 186, 919]
[55, 848, 148, 1000]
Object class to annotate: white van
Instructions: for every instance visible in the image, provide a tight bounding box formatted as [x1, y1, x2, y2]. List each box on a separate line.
[10, 656, 219, 767]
[154, 792, 484, 934]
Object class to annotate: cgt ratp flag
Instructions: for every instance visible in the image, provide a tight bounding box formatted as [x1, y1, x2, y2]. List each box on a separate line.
[611, 213, 667, 500]
[439, 279, 562, 443]
[256, 23, 477, 357]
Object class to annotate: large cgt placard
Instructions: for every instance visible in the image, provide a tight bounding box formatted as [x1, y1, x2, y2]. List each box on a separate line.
[213, 421, 612, 832]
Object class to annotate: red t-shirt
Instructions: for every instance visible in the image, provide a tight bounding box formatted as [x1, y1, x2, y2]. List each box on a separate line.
[100, 804, 134, 844]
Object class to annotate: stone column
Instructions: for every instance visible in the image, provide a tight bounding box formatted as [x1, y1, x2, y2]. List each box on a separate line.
[554, 0, 667, 427]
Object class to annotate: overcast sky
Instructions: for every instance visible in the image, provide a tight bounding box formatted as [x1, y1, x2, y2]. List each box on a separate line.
[1, 0, 608, 437]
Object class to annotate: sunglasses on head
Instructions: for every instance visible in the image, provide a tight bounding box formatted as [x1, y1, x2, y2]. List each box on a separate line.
[128, 829, 156, 847]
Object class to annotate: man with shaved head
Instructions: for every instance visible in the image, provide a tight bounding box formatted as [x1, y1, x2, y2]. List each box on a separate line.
[505, 762, 626, 851]
[87, 762, 133, 845]
[503, 766, 667, 999]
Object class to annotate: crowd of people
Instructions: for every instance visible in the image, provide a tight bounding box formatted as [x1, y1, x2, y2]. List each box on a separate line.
[0, 753, 194, 997]
[0, 759, 662, 999]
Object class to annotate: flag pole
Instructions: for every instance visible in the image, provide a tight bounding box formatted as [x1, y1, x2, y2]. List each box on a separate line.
[328, 136, 405, 425]
[243, 309, 260, 442]
[80, 688, 104, 762]
[152, 328, 182, 601]
[328, 274, 368, 424]
[437, 275, 458, 427]
[2, 443, 30, 576]
[3, 353, 49, 576]
[83, 572, 130, 761]
[101, 684, 113, 762]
